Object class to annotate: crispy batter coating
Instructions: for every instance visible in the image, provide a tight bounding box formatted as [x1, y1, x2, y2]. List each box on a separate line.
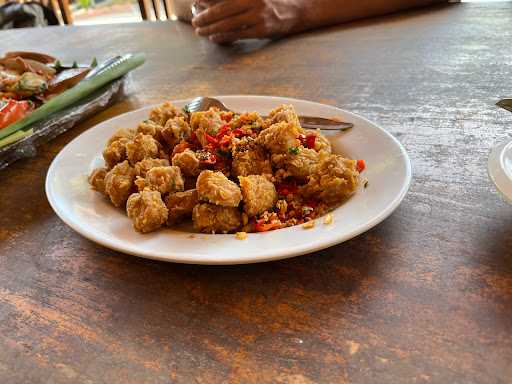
[126, 133, 160, 165]
[305, 129, 331, 153]
[165, 189, 199, 225]
[104, 160, 135, 207]
[126, 189, 168, 233]
[103, 137, 129, 169]
[231, 137, 272, 177]
[271, 147, 319, 181]
[137, 120, 164, 143]
[265, 104, 301, 129]
[133, 158, 170, 178]
[196, 170, 242, 207]
[161, 116, 192, 148]
[239, 175, 278, 217]
[256, 121, 302, 154]
[231, 112, 264, 130]
[88, 167, 107, 195]
[107, 128, 136, 145]
[301, 153, 359, 204]
[172, 149, 200, 177]
[149, 101, 183, 126]
[192, 203, 242, 233]
[135, 166, 184, 195]
[190, 108, 223, 147]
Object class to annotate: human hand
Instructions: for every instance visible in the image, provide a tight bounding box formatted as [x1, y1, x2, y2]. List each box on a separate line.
[191, 0, 304, 44]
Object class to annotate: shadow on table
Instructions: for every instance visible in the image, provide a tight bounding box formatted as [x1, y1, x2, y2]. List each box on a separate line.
[89, 222, 397, 348]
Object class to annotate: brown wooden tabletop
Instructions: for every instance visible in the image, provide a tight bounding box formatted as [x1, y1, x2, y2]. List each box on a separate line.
[2, 2, 512, 383]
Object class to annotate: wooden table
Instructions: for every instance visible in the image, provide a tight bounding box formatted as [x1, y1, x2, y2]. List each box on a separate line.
[2, 2, 512, 383]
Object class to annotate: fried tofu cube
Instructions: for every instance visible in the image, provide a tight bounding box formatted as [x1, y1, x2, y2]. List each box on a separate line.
[172, 149, 200, 177]
[103, 137, 130, 169]
[196, 170, 242, 207]
[161, 116, 192, 148]
[126, 133, 160, 165]
[88, 167, 108, 195]
[256, 121, 302, 154]
[271, 147, 319, 181]
[104, 160, 135, 207]
[239, 175, 278, 217]
[190, 108, 223, 147]
[165, 189, 199, 225]
[137, 120, 164, 143]
[231, 137, 272, 177]
[192, 203, 242, 233]
[107, 128, 136, 145]
[264, 104, 301, 129]
[149, 101, 183, 126]
[133, 158, 170, 178]
[135, 166, 184, 195]
[126, 189, 168, 233]
[300, 153, 359, 204]
[305, 129, 331, 153]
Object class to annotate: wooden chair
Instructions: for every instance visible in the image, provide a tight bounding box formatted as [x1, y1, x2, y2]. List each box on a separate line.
[138, 0, 174, 21]
[18, 0, 73, 25]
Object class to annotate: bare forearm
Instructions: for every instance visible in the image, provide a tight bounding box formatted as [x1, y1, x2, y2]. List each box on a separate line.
[294, 0, 448, 33]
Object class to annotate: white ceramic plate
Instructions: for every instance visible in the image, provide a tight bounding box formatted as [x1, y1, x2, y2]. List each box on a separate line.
[46, 95, 412, 264]
[488, 138, 512, 204]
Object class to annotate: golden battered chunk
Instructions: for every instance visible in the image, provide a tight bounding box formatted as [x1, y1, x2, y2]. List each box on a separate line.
[264, 104, 301, 129]
[196, 170, 242, 207]
[256, 121, 302, 154]
[137, 120, 164, 143]
[271, 147, 319, 181]
[239, 175, 278, 217]
[305, 129, 331, 153]
[231, 137, 272, 177]
[165, 189, 199, 225]
[88, 167, 107, 195]
[126, 189, 168, 233]
[149, 101, 183, 126]
[107, 128, 136, 145]
[104, 160, 135, 207]
[133, 158, 170, 178]
[190, 108, 223, 147]
[300, 153, 359, 204]
[135, 166, 184, 195]
[231, 112, 264, 131]
[192, 203, 242, 233]
[103, 137, 129, 169]
[126, 133, 160, 165]
[172, 149, 200, 177]
[161, 116, 192, 148]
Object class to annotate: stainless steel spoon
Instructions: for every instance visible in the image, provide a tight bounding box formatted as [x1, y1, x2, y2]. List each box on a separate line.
[184, 96, 354, 131]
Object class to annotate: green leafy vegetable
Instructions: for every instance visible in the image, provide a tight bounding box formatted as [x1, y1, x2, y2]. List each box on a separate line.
[288, 147, 300, 155]
[0, 129, 33, 148]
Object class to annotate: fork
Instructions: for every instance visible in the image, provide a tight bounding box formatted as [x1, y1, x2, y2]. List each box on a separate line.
[184, 97, 354, 131]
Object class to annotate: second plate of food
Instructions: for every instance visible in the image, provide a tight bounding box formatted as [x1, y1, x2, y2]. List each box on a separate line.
[45, 95, 411, 264]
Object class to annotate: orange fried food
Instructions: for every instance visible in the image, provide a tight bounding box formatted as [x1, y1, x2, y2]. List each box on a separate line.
[126, 189, 168, 233]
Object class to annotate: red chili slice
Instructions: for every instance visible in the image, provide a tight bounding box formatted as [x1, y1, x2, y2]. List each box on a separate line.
[356, 159, 366, 173]
[305, 134, 316, 149]
[204, 132, 219, 147]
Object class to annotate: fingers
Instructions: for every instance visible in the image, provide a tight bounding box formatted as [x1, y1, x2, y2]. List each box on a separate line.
[192, 0, 251, 28]
[195, 9, 258, 37]
[208, 24, 267, 44]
